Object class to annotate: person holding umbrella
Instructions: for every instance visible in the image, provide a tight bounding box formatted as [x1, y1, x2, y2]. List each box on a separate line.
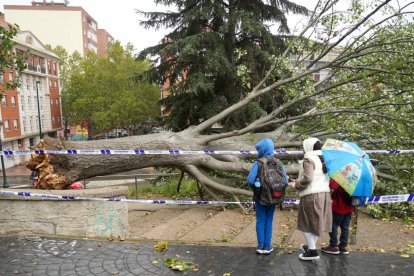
[288, 137, 332, 261]
[319, 138, 377, 255]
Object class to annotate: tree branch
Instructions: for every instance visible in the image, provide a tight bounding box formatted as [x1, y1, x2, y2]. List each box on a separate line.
[185, 165, 252, 196]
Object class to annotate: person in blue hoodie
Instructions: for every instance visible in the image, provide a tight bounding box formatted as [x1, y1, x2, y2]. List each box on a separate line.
[247, 138, 288, 255]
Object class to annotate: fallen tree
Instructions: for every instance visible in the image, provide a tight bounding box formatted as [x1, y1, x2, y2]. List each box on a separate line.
[27, 1, 414, 199]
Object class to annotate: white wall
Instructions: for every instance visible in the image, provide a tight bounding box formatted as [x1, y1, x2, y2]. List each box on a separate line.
[6, 9, 84, 54]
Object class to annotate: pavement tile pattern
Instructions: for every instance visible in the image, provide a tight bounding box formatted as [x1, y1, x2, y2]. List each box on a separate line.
[0, 235, 413, 276]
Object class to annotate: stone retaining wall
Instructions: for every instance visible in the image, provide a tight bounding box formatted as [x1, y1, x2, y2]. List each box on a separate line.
[0, 187, 129, 239]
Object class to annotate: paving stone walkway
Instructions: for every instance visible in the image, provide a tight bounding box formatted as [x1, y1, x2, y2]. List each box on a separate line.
[0, 235, 413, 276]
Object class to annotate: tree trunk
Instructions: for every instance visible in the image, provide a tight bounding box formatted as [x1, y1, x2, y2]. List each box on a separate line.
[26, 132, 276, 193]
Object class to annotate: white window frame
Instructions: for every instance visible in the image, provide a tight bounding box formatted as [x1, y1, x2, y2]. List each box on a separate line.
[2, 95, 7, 107]
[4, 120, 10, 131]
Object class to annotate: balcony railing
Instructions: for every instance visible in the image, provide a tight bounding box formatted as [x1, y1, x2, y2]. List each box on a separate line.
[26, 64, 46, 74]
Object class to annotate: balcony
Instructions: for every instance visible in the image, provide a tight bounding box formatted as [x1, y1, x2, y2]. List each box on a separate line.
[27, 64, 46, 74]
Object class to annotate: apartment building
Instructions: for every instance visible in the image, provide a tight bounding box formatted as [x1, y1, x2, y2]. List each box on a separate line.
[4, 1, 113, 57]
[0, 22, 62, 168]
[97, 29, 115, 57]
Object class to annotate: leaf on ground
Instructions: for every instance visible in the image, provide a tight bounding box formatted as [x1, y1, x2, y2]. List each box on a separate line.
[164, 258, 198, 271]
[223, 273, 232, 276]
[154, 240, 169, 252]
[400, 254, 410, 258]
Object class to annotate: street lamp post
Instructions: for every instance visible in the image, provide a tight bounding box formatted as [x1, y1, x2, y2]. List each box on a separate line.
[35, 81, 43, 139]
[0, 121, 9, 188]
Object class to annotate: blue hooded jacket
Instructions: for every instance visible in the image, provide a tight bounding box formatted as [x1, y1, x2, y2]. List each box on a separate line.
[247, 138, 288, 187]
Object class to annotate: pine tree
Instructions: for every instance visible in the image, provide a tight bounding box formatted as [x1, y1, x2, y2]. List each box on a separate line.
[138, 0, 308, 131]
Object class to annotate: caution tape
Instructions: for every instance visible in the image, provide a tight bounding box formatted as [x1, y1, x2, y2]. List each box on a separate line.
[0, 190, 412, 205]
[0, 149, 413, 156]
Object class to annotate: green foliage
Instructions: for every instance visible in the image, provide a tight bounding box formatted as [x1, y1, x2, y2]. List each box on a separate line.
[290, 21, 414, 218]
[139, 0, 308, 131]
[0, 23, 27, 92]
[47, 45, 83, 128]
[153, 240, 168, 252]
[128, 175, 200, 199]
[63, 42, 160, 134]
[367, 155, 414, 220]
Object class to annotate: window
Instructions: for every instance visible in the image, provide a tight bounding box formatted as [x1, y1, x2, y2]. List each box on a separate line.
[49, 80, 52, 87]
[0, 74, 4, 83]
[20, 96, 24, 110]
[26, 78, 29, 90]
[50, 98, 53, 105]
[54, 80, 58, 87]
[52, 116, 55, 123]
[4, 120, 10, 131]
[8, 72, 13, 83]
[87, 43, 97, 53]
[11, 96, 16, 107]
[313, 72, 321, 82]
[55, 99, 59, 105]
[23, 119, 26, 132]
[2, 95, 7, 107]
[30, 117, 33, 131]
[13, 119, 18, 130]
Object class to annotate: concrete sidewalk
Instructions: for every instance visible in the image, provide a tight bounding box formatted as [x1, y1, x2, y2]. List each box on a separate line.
[0, 235, 412, 276]
[3, 165, 31, 176]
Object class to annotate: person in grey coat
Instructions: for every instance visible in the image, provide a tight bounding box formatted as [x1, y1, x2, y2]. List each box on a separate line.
[289, 137, 332, 261]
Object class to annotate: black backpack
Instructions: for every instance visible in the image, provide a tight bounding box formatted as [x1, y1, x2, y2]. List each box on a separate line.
[254, 157, 287, 206]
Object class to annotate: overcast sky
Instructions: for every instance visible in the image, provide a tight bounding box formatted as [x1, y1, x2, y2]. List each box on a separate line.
[1, 0, 319, 54]
[1, 0, 174, 54]
[4, 1, 405, 54]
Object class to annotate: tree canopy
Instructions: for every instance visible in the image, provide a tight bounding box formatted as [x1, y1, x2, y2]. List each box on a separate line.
[62, 42, 160, 138]
[138, 0, 308, 131]
[0, 22, 26, 92]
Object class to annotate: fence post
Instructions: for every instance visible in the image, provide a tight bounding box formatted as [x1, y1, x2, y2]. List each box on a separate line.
[350, 207, 359, 245]
[135, 176, 138, 199]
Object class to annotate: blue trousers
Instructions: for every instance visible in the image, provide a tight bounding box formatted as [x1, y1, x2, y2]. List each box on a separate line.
[329, 211, 352, 247]
[255, 202, 276, 249]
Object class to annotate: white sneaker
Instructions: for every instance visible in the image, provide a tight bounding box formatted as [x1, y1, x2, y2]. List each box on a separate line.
[262, 247, 274, 255]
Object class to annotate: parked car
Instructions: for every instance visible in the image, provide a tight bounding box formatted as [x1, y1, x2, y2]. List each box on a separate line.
[150, 127, 167, 133]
